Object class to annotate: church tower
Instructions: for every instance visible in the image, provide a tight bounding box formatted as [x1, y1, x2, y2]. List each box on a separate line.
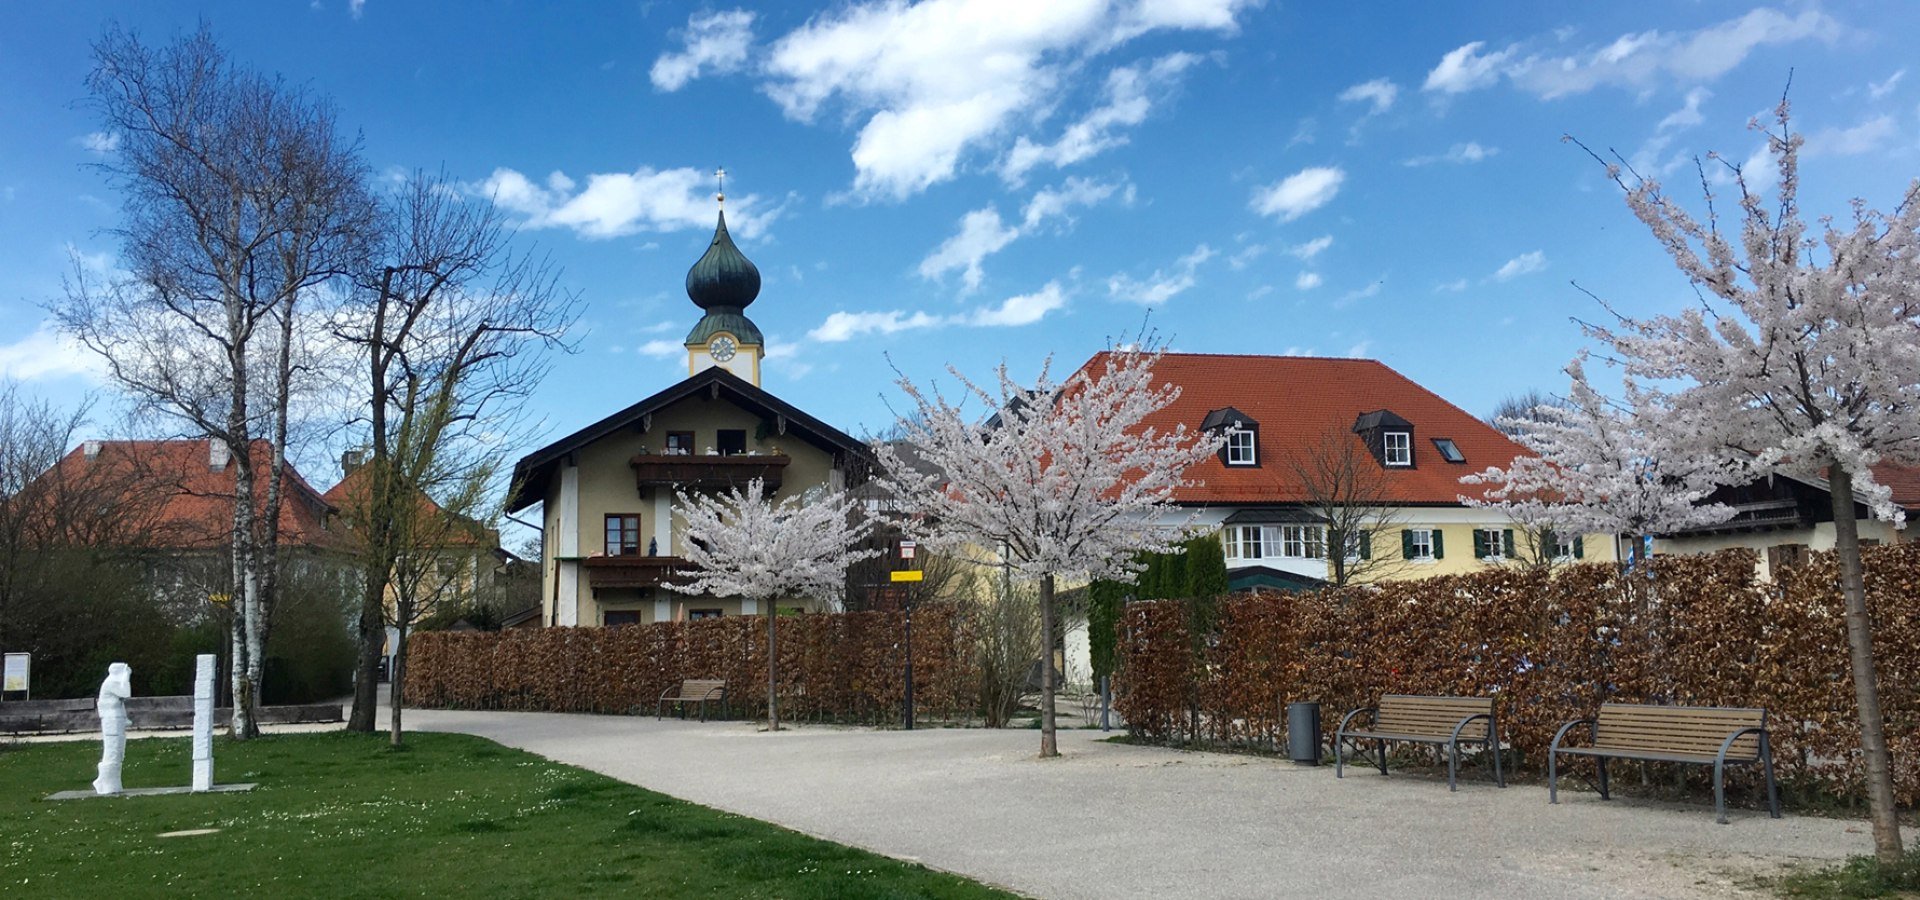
[684, 174, 764, 386]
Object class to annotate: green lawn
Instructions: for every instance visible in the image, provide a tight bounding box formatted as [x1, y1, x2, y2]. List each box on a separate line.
[0, 731, 1016, 899]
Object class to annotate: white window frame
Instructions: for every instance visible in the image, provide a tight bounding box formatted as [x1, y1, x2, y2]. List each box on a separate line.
[1552, 532, 1578, 561]
[1224, 428, 1257, 466]
[1226, 525, 1267, 561]
[1408, 528, 1435, 561]
[1383, 431, 1412, 466]
[1279, 524, 1325, 559]
[1480, 527, 1508, 561]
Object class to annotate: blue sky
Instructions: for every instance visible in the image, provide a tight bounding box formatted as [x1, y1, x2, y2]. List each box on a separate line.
[2, 1, 1918, 466]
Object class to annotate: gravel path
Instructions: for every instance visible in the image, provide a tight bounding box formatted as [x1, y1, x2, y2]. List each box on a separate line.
[409, 708, 1866, 899]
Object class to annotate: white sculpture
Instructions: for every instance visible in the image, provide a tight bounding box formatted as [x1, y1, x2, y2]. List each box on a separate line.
[93, 662, 132, 795]
[191, 654, 214, 791]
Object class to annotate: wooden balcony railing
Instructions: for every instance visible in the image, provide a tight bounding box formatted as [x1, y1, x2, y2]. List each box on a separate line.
[628, 452, 789, 492]
[582, 554, 688, 589]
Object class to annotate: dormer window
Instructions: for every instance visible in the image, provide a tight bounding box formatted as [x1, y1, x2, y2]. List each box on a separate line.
[1200, 407, 1260, 468]
[1383, 431, 1411, 466]
[1225, 429, 1257, 466]
[1351, 410, 1416, 469]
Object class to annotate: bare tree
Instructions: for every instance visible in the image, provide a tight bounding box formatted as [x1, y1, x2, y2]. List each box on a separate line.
[1279, 431, 1408, 586]
[60, 25, 373, 737]
[1484, 390, 1563, 439]
[332, 170, 576, 740]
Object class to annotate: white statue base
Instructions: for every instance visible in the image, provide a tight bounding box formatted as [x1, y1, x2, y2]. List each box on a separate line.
[191, 654, 214, 791]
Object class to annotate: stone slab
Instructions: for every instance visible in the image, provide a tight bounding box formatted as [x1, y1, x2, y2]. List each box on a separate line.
[46, 783, 256, 801]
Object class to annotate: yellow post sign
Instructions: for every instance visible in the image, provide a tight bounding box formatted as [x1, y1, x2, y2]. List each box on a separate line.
[889, 570, 923, 583]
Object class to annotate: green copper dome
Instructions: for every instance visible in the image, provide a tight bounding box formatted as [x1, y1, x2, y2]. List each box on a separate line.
[686, 310, 763, 346]
[685, 210, 760, 312]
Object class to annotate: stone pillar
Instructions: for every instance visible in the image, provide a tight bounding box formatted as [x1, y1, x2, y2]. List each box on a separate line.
[191, 654, 215, 792]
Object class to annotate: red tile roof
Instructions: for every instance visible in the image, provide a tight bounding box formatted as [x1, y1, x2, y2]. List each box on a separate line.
[1870, 463, 1920, 511]
[42, 439, 343, 551]
[1075, 352, 1528, 507]
[322, 464, 492, 549]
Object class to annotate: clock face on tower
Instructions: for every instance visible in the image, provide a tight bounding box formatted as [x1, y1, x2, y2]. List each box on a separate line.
[708, 336, 738, 362]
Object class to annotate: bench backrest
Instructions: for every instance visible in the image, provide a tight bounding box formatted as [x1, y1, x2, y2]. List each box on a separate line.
[673, 679, 726, 700]
[1593, 704, 1765, 760]
[1376, 695, 1494, 740]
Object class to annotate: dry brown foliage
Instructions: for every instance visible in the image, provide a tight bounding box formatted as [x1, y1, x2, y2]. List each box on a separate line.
[1118, 544, 1920, 808]
[407, 605, 978, 724]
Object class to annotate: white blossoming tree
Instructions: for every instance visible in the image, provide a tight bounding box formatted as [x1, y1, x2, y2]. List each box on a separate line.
[669, 478, 878, 732]
[877, 345, 1222, 758]
[1461, 355, 1739, 545]
[1574, 100, 1920, 861]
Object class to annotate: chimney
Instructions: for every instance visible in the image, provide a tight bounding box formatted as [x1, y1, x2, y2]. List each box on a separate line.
[209, 440, 231, 472]
[342, 448, 367, 477]
[83, 440, 102, 460]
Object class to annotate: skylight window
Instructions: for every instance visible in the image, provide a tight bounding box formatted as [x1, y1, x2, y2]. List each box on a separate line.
[1431, 438, 1465, 463]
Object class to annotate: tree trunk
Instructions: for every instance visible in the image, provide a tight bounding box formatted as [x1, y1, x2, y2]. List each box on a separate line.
[766, 602, 780, 732]
[348, 573, 383, 732]
[1039, 574, 1058, 758]
[389, 622, 406, 746]
[1828, 464, 1904, 863]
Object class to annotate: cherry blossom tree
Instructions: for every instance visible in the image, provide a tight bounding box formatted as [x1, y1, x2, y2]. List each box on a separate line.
[1574, 100, 1920, 861]
[668, 478, 877, 732]
[1461, 355, 1739, 549]
[877, 346, 1222, 758]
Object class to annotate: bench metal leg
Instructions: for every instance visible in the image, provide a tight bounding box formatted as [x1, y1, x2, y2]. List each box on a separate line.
[1376, 740, 1388, 776]
[1549, 751, 1560, 804]
[1334, 730, 1347, 779]
[1714, 757, 1728, 825]
[1492, 731, 1506, 788]
[1447, 739, 1460, 792]
[1597, 757, 1610, 800]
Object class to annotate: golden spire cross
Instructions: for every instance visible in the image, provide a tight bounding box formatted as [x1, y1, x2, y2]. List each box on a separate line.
[715, 167, 727, 204]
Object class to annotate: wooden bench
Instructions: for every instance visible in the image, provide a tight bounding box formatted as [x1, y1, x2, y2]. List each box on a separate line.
[1335, 694, 1505, 791]
[1550, 703, 1780, 824]
[656, 679, 727, 721]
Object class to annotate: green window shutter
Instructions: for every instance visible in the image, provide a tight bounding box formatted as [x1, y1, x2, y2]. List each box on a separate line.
[1431, 529, 1445, 559]
[1401, 530, 1415, 559]
[1502, 529, 1516, 558]
[1540, 528, 1556, 556]
[1359, 530, 1372, 560]
[1472, 529, 1488, 559]
[1573, 535, 1585, 559]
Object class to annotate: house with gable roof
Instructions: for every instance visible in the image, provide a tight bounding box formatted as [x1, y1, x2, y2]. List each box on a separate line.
[504, 201, 872, 628]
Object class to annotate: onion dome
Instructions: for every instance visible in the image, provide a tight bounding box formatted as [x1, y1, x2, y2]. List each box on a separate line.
[685, 210, 760, 311]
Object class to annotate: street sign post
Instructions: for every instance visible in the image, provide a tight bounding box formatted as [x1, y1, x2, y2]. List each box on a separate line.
[898, 540, 916, 560]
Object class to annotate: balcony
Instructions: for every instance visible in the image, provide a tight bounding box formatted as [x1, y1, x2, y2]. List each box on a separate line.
[629, 452, 789, 492]
[583, 554, 689, 590]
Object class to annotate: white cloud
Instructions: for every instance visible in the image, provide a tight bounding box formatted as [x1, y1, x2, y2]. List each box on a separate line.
[1435, 278, 1468, 293]
[969, 281, 1067, 326]
[1337, 279, 1382, 307]
[1286, 235, 1333, 260]
[1492, 250, 1547, 281]
[479, 166, 775, 239]
[1250, 167, 1345, 221]
[80, 132, 121, 155]
[808, 310, 946, 343]
[0, 322, 101, 382]
[760, 0, 1254, 200]
[651, 10, 757, 92]
[1107, 243, 1214, 306]
[1804, 115, 1899, 157]
[1338, 77, 1398, 114]
[1295, 272, 1322, 290]
[1227, 242, 1266, 270]
[1344, 340, 1373, 358]
[349, 0, 365, 19]
[1021, 176, 1126, 230]
[1403, 141, 1497, 166]
[1426, 9, 1838, 100]
[636, 339, 682, 358]
[1423, 41, 1512, 94]
[1658, 87, 1711, 132]
[1869, 69, 1906, 100]
[918, 208, 1021, 291]
[1001, 52, 1200, 184]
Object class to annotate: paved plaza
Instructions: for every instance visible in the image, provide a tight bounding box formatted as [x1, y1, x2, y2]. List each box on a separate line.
[411, 708, 1867, 899]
